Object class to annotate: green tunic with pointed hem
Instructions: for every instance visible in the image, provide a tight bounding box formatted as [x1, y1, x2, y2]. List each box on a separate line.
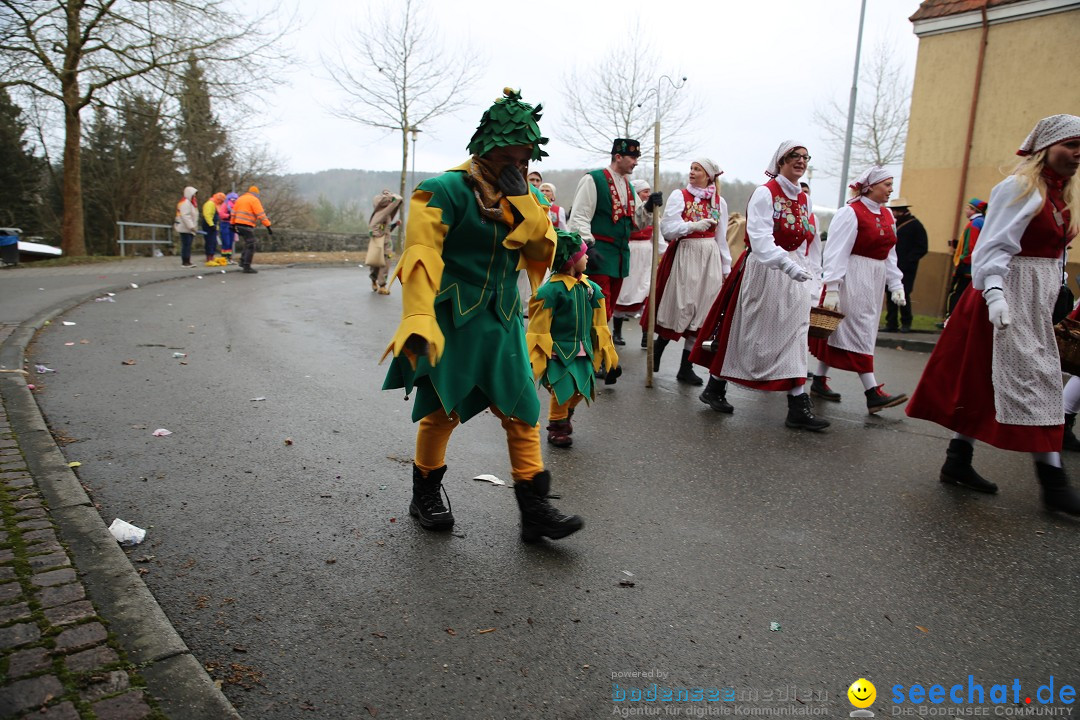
[382, 170, 543, 425]
[534, 275, 605, 405]
[585, 169, 634, 278]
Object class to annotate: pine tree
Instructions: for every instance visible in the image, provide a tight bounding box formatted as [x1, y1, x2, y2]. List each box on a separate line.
[177, 54, 233, 195]
[0, 89, 45, 231]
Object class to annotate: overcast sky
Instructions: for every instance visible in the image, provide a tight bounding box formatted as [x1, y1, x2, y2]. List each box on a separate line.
[256, 0, 923, 209]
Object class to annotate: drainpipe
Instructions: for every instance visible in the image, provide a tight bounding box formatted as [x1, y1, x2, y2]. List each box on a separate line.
[941, 0, 990, 314]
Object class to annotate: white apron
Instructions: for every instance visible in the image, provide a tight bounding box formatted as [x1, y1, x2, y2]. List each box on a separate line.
[991, 256, 1063, 425]
[616, 240, 656, 309]
[828, 254, 885, 356]
[656, 237, 725, 334]
[721, 249, 812, 383]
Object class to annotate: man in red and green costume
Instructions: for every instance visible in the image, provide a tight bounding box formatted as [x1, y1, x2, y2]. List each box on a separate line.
[382, 88, 583, 543]
[568, 138, 662, 322]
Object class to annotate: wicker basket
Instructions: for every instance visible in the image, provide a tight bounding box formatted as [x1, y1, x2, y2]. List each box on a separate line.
[1056, 318, 1080, 375]
[809, 306, 845, 339]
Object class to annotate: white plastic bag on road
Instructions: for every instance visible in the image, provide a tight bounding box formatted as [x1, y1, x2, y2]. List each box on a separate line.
[109, 518, 146, 545]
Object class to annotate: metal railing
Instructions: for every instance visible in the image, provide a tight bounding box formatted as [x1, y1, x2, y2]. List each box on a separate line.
[117, 222, 173, 256]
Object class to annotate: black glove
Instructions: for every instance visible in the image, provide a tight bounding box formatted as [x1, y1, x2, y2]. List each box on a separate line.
[644, 191, 664, 212]
[497, 164, 528, 197]
[266, 226, 273, 236]
[404, 334, 429, 358]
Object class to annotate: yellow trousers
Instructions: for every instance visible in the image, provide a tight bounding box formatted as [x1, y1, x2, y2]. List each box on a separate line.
[414, 408, 544, 482]
[548, 392, 584, 421]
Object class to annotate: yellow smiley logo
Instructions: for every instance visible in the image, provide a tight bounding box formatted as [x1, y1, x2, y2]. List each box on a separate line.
[848, 678, 876, 709]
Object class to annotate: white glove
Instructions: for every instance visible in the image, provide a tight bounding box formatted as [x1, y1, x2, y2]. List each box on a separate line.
[890, 288, 906, 307]
[779, 257, 811, 283]
[687, 219, 716, 233]
[822, 290, 840, 311]
[983, 287, 1010, 329]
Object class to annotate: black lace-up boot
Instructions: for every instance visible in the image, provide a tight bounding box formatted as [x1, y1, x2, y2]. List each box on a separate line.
[1036, 462, 1080, 515]
[939, 439, 997, 493]
[785, 393, 830, 431]
[409, 464, 454, 530]
[699, 377, 734, 413]
[513, 471, 584, 542]
[676, 350, 704, 386]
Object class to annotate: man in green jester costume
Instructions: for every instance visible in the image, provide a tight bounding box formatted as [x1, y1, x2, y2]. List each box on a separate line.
[382, 88, 584, 543]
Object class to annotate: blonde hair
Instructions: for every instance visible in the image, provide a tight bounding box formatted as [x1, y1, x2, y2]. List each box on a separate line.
[1010, 149, 1080, 236]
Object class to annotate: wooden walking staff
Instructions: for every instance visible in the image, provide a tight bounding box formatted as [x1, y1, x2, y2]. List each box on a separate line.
[646, 120, 661, 387]
[644, 75, 687, 388]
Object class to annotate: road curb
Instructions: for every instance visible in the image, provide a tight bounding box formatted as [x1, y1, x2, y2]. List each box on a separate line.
[875, 334, 937, 353]
[0, 278, 241, 719]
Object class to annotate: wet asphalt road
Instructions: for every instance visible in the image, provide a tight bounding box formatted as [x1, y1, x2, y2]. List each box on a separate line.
[27, 267, 1080, 719]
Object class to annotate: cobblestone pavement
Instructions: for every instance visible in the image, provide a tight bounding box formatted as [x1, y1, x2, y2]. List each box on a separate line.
[1, 322, 156, 719]
[0, 263, 246, 719]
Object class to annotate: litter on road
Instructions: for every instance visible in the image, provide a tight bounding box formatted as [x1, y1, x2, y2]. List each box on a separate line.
[473, 474, 505, 486]
[152, 429, 173, 437]
[108, 518, 147, 545]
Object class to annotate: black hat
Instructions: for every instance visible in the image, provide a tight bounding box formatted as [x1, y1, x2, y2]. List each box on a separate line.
[611, 138, 641, 157]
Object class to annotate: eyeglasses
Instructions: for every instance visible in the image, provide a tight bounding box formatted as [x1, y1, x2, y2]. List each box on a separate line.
[786, 153, 811, 162]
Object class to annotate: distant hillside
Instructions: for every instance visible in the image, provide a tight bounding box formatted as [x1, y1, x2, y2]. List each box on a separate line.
[284, 167, 760, 221]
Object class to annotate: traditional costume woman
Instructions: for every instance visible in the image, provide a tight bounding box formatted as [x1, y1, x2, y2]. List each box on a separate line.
[689, 141, 827, 430]
[647, 158, 731, 386]
[906, 114, 1080, 515]
[809, 166, 909, 413]
[613, 178, 662, 347]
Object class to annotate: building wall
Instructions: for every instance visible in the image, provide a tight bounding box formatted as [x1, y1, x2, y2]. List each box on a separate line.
[900, 7, 1080, 315]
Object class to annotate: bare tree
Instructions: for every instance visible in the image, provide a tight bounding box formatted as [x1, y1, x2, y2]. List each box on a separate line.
[813, 42, 911, 183]
[560, 26, 699, 161]
[323, 0, 482, 238]
[0, 1, 283, 256]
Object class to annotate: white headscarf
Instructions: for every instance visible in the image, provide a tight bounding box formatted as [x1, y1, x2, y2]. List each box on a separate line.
[539, 182, 557, 195]
[692, 157, 723, 182]
[1017, 114, 1080, 156]
[765, 141, 806, 178]
[632, 177, 651, 192]
[848, 166, 893, 201]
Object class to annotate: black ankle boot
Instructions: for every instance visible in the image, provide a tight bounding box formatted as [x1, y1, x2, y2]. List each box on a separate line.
[939, 439, 998, 493]
[676, 349, 703, 386]
[699, 377, 734, 413]
[513, 471, 584, 542]
[1036, 462, 1080, 515]
[641, 332, 648, 349]
[1064, 414, 1080, 452]
[785, 393, 830, 431]
[613, 318, 626, 346]
[409, 464, 454, 530]
[652, 336, 670, 371]
[810, 374, 841, 402]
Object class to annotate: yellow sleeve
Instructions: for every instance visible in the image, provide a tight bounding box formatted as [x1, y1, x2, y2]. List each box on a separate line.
[202, 201, 217, 226]
[504, 191, 556, 291]
[380, 190, 448, 368]
[591, 297, 619, 372]
[525, 295, 553, 379]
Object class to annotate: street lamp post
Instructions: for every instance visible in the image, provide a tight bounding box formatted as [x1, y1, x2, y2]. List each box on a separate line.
[837, 0, 868, 208]
[640, 75, 687, 388]
[409, 126, 421, 194]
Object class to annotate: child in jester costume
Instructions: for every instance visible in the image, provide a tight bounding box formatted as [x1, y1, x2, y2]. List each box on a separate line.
[382, 88, 584, 542]
[527, 230, 620, 448]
